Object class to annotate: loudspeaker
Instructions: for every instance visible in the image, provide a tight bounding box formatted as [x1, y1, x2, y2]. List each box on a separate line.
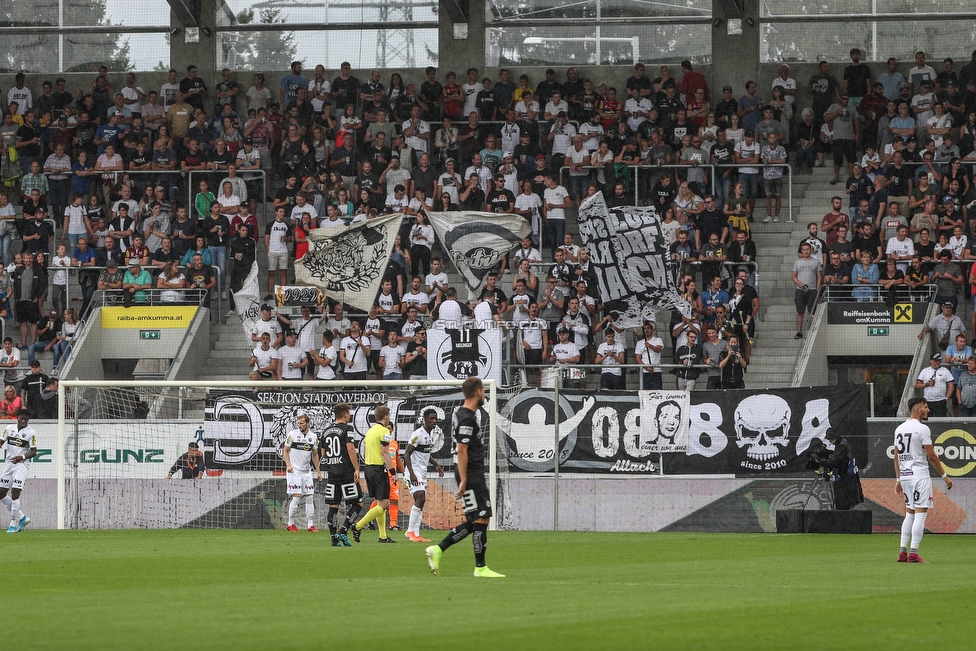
[775, 509, 804, 533]
[803, 510, 872, 534]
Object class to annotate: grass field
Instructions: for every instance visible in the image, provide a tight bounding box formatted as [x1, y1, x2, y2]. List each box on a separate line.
[6, 529, 974, 650]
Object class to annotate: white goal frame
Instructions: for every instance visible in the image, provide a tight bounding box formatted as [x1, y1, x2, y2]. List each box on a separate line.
[56, 379, 498, 530]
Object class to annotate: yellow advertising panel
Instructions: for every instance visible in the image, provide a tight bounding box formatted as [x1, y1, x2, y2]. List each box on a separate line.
[101, 306, 198, 329]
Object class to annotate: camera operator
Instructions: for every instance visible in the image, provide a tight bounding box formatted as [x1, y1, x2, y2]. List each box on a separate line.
[808, 429, 864, 510]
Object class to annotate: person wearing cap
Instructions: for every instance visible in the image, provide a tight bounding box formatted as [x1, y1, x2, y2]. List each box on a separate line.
[928, 249, 963, 305]
[942, 78, 966, 124]
[121, 259, 152, 307]
[251, 303, 283, 348]
[824, 92, 859, 185]
[534, 68, 560, 108]
[22, 205, 54, 255]
[920, 299, 966, 355]
[915, 352, 955, 417]
[678, 60, 709, 103]
[551, 327, 581, 368]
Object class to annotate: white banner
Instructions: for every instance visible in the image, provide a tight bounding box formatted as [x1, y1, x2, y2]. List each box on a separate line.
[639, 390, 691, 453]
[3, 422, 195, 479]
[427, 324, 504, 384]
[294, 213, 401, 313]
[577, 194, 691, 327]
[232, 261, 261, 341]
[427, 210, 531, 293]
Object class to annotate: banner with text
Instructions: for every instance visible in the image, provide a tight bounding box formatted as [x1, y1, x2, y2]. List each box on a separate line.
[295, 213, 401, 313]
[826, 302, 925, 325]
[427, 325, 504, 384]
[576, 193, 690, 327]
[427, 210, 530, 293]
[101, 306, 198, 329]
[498, 386, 869, 474]
[862, 419, 976, 478]
[233, 261, 261, 341]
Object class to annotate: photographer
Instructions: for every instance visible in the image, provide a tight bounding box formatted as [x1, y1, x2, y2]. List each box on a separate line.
[809, 429, 864, 510]
[719, 334, 748, 388]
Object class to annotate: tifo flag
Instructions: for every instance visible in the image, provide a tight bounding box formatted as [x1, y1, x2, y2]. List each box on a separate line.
[295, 213, 401, 313]
[232, 261, 261, 340]
[427, 210, 530, 292]
[577, 193, 691, 327]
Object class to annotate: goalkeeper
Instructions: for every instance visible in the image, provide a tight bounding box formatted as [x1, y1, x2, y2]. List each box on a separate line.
[351, 406, 397, 543]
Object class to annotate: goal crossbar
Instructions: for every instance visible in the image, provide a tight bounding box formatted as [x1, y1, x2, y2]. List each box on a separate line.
[56, 379, 498, 530]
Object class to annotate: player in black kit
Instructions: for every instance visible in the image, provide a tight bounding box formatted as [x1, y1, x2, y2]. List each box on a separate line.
[425, 377, 505, 578]
[318, 403, 363, 546]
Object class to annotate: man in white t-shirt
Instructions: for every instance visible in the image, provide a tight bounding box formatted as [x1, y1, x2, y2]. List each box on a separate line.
[884, 225, 915, 273]
[461, 68, 481, 118]
[263, 207, 292, 297]
[635, 322, 665, 390]
[543, 174, 570, 259]
[339, 320, 370, 380]
[595, 329, 626, 390]
[893, 397, 952, 563]
[289, 192, 318, 225]
[249, 332, 280, 380]
[914, 352, 955, 417]
[424, 257, 449, 305]
[278, 330, 308, 380]
[250, 304, 283, 348]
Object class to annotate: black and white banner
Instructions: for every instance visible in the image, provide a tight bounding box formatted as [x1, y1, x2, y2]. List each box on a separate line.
[427, 325, 504, 384]
[427, 210, 531, 293]
[295, 213, 400, 313]
[499, 386, 869, 474]
[576, 193, 691, 327]
[232, 261, 261, 340]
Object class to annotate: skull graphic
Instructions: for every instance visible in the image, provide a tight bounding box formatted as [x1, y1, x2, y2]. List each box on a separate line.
[734, 395, 792, 461]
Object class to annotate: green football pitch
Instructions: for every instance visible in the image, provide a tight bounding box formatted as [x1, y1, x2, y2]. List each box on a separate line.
[6, 529, 973, 650]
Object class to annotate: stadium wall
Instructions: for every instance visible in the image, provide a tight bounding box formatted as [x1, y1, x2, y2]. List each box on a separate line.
[20, 477, 976, 533]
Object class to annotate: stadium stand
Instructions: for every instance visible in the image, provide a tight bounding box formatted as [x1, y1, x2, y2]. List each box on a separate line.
[2, 25, 974, 412]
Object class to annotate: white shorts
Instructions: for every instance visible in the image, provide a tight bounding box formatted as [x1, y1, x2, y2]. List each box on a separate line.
[267, 251, 289, 271]
[900, 476, 933, 511]
[408, 472, 428, 494]
[0, 461, 29, 491]
[286, 471, 314, 496]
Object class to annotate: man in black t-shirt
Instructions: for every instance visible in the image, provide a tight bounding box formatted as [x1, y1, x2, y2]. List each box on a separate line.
[425, 377, 504, 578]
[319, 403, 363, 546]
[486, 175, 516, 213]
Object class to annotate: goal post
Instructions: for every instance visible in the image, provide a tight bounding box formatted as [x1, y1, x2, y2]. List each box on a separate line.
[55, 379, 500, 531]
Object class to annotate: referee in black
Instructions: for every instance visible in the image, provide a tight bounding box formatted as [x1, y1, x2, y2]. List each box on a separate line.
[424, 377, 505, 578]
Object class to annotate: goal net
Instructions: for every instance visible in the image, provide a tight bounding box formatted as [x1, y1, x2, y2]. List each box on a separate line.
[53, 380, 508, 531]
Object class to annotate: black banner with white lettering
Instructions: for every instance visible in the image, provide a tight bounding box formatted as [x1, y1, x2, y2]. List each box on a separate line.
[498, 386, 869, 475]
[861, 419, 976, 478]
[576, 193, 691, 327]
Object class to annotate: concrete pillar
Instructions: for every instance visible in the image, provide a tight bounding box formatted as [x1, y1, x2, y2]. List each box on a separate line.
[438, 0, 486, 75]
[711, 0, 761, 99]
[170, 0, 219, 111]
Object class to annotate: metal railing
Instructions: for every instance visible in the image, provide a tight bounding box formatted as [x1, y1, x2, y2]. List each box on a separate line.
[90, 288, 211, 309]
[559, 162, 716, 207]
[71, 266, 222, 323]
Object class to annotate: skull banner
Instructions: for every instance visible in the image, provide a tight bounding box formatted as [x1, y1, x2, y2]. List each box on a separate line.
[294, 213, 401, 313]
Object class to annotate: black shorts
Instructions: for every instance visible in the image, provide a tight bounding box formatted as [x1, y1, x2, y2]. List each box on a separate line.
[455, 473, 492, 520]
[16, 300, 38, 324]
[524, 348, 543, 366]
[833, 139, 856, 166]
[364, 465, 390, 501]
[324, 475, 362, 505]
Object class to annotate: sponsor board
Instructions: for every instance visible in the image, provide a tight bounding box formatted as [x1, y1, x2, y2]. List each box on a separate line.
[826, 302, 924, 325]
[101, 306, 198, 329]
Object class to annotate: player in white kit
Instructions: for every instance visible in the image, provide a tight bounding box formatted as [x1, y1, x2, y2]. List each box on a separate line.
[0, 409, 36, 533]
[403, 409, 445, 542]
[893, 397, 953, 563]
[284, 414, 322, 532]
